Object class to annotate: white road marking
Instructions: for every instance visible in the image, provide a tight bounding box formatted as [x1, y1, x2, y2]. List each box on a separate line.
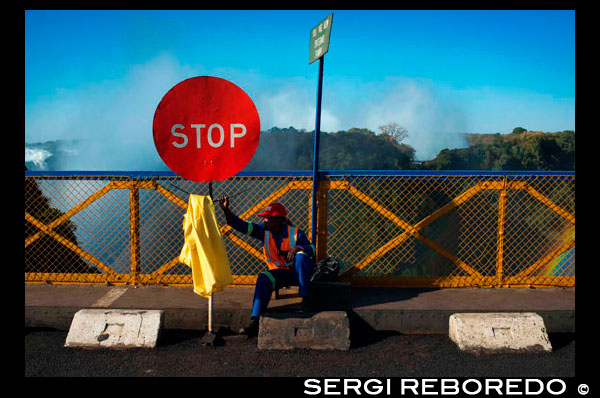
[90, 287, 129, 308]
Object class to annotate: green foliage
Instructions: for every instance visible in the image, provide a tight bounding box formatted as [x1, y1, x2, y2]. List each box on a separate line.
[245, 126, 573, 171]
[245, 127, 314, 170]
[245, 127, 415, 171]
[321, 129, 414, 170]
[423, 129, 574, 171]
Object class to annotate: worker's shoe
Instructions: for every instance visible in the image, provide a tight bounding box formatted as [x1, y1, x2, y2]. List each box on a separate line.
[238, 317, 259, 337]
[301, 296, 316, 312]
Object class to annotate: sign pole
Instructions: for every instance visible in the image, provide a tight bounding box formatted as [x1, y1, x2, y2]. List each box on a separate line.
[308, 12, 332, 250]
[208, 294, 213, 332]
[311, 56, 324, 247]
[203, 180, 217, 345]
[207, 182, 213, 332]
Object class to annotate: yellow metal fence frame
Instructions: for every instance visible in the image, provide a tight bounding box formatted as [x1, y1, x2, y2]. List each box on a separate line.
[25, 172, 574, 288]
[336, 179, 574, 287]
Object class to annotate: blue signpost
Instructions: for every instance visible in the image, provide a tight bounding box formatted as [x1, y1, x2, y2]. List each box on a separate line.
[311, 56, 324, 246]
[309, 13, 333, 247]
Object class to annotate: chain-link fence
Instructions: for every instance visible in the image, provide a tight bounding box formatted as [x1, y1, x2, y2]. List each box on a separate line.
[25, 171, 574, 288]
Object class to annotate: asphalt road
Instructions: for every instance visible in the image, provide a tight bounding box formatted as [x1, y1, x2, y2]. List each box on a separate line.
[25, 327, 575, 378]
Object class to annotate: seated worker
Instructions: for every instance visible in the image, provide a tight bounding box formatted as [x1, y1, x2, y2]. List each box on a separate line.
[218, 196, 316, 337]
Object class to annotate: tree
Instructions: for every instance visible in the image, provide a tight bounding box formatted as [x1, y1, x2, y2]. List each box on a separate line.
[378, 122, 408, 143]
[25, 165, 100, 274]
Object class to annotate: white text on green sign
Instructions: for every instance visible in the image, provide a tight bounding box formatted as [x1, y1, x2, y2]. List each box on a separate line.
[309, 13, 333, 64]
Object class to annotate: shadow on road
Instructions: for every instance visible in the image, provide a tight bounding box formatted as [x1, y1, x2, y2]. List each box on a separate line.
[347, 310, 401, 349]
[159, 329, 206, 347]
[349, 287, 440, 308]
[548, 332, 575, 350]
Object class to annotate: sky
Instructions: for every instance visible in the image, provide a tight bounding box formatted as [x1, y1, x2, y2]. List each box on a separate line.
[25, 10, 575, 168]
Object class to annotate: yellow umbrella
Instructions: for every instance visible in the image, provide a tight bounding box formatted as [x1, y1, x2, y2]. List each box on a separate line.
[179, 194, 232, 337]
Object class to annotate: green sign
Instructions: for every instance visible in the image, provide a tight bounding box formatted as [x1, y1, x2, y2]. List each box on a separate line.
[309, 13, 333, 64]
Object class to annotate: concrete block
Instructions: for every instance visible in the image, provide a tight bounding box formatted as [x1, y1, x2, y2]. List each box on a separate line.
[258, 311, 350, 350]
[449, 312, 552, 354]
[64, 309, 164, 349]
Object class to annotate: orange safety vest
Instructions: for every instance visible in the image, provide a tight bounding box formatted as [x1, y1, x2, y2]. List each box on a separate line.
[263, 226, 298, 270]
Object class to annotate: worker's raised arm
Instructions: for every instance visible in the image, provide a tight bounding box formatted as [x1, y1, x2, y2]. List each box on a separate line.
[217, 195, 233, 224]
[217, 195, 264, 241]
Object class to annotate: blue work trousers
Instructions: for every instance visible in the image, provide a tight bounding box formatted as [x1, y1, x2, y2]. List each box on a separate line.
[251, 253, 314, 318]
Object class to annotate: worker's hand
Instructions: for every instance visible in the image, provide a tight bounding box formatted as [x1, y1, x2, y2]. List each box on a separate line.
[287, 246, 303, 263]
[218, 195, 230, 212]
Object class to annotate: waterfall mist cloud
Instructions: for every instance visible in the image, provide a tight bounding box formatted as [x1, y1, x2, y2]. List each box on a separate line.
[255, 81, 341, 133]
[255, 77, 470, 160]
[27, 52, 547, 170]
[358, 78, 469, 161]
[25, 53, 197, 170]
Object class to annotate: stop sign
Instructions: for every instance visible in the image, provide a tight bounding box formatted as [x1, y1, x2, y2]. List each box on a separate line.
[153, 76, 261, 182]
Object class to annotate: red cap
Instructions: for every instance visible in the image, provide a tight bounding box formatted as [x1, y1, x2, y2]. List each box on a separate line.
[257, 202, 287, 219]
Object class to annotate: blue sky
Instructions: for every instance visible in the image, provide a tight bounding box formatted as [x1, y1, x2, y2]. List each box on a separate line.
[25, 10, 575, 167]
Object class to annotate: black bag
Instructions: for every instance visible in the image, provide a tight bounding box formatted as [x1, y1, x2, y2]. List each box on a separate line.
[310, 256, 340, 282]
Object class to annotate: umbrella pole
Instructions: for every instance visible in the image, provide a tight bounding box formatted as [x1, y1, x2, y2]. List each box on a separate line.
[202, 181, 219, 346]
[208, 181, 214, 334]
[202, 292, 218, 346]
[208, 293, 213, 333]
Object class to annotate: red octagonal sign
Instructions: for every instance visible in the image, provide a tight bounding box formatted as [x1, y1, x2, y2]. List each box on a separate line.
[153, 76, 261, 182]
